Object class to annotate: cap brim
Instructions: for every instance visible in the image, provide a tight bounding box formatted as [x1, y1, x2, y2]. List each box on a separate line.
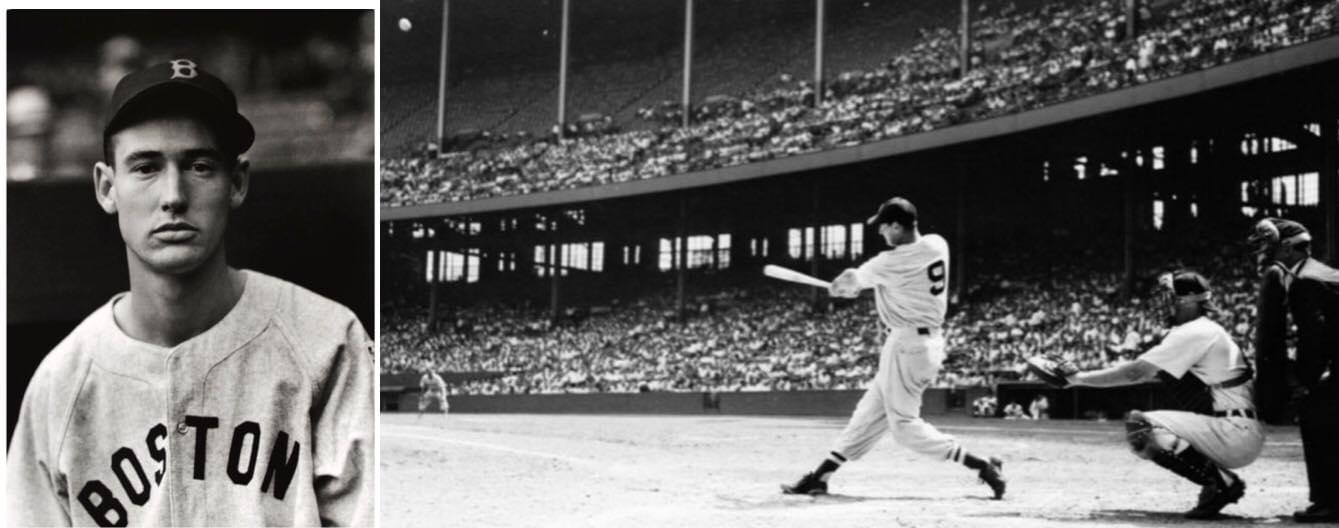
[105, 82, 255, 154]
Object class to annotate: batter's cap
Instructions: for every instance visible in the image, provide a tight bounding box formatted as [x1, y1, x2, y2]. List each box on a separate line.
[102, 59, 254, 157]
[1157, 270, 1212, 303]
[866, 197, 918, 226]
[1249, 217, 1310, 248]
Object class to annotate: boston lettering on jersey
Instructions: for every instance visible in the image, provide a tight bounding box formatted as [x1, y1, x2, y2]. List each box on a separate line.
[76, 415, 300, 527]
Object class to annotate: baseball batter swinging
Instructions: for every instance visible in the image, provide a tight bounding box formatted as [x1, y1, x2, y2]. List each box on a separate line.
[781, 197, 1006, 499]
[7, 60, 375, 526]
[1045, 270, 1263, 519]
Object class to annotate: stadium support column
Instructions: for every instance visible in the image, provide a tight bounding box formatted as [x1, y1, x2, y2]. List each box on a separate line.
[959, 0, 970, 78]
[811, 183, 822, 306]
[813, 0, 825, 107]
[1322, 89, 1338, 261]
[677, 195, 688, 324]
[556, 0, 571, 139]
[436, 0, 451, 149]
[681, 0, 694, 128]
[1122, 149, 1137, 299]
[1125, 0, 1138, 39]
[955, 162, 967, 299]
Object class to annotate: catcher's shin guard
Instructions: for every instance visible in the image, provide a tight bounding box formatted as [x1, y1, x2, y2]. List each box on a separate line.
[1150, 445, 1227, 488]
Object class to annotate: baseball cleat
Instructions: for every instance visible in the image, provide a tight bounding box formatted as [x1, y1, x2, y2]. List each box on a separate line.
[1293, 503, 1339, 523]
[780, 472, 828, 496]
[977, 456, 1006, 500]
[1184, 477, 1245, 519]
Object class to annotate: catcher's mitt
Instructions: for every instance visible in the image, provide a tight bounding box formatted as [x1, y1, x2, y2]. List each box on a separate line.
[1025, 354, 1079, 388]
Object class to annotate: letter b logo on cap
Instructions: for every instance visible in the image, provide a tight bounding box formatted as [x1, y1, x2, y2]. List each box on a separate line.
[169, 59, 198, 80]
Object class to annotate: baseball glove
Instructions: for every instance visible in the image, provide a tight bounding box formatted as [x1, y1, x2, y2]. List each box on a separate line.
[1025, 354, 1079, 388]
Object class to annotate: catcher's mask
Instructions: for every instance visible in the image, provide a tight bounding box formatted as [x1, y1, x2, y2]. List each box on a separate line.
[1248, 218, 1310, 275]
[1157, 270, 1213, 322]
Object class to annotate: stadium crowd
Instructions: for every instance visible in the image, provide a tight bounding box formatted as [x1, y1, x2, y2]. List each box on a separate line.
[382, 235, 1265, 396]
[381, 0, 1338, 206]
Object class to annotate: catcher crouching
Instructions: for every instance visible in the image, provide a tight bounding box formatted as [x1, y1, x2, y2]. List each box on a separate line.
[1027, 270, 1263, 519]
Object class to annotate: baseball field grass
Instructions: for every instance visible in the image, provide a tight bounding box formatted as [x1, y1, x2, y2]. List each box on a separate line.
[382, 412, 1309, 527]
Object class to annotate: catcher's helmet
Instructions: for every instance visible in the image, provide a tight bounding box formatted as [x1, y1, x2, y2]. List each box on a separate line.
[1157, 270, 1212, 304]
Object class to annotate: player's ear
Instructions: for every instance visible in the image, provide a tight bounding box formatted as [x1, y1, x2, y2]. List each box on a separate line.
[229, 158, 250, 209]
[93, 161, 118, 214]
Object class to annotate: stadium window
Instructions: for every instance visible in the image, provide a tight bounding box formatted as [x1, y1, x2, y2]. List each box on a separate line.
[1152, 147, 1164, 170]
[469, 222, 481, 235]
[1306, 123, 1321, 136]
[850, 223, 863, 258]
[1272, 175, 1297, 206]
[717, 234, 730, 269]
[659, 238, 674, 271]
[1300, 173, 1319, 206]
[1100, 164, 1118, 177]
[788, 229, 802, 259]
[634, 245, 641, 265]
[425, 250, 435, 283]
[762, 238, 769, 258]
[1190, 203, 1198, 218]
[1042, 161, 1049, 182]
[1242, 206, 1258, 218]
[1152, 200, 1164, 231]
[1189, 143, 1198, 165]
[1073, 157, 1087, 180]
[1270, 138, 1297, 152]
[804, 227, 814, 260]
[534, 245, 547, 277]
[467, 255, 479, 283]
[1241, 181, 1251, 203]
[592, 242, 604, 272]
[822, 225, 846, 259]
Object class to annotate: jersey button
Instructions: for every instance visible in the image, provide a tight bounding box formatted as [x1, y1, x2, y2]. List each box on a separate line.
[176, 421, 189, 434]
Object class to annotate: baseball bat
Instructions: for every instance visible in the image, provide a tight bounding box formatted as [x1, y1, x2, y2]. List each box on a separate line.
[763, 264, 832, 289]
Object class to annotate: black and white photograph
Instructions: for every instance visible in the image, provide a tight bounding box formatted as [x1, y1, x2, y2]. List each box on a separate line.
[6, 9, 376, 526]
[378, 0, 1339, 525]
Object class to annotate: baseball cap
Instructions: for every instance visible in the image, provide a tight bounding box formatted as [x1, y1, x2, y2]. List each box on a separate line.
[866, 197, 917, 227]
[103, 59, 254, 158]
[1157, 270, 1212, 303]
[1249, 217, 1311, 249]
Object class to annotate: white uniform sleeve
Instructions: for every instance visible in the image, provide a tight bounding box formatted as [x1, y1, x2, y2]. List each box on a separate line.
[312, 319, 376, 527]
[7, 365, 73, 527]
[852, 252, 904, 289]
[1136, 324, 1209, 379]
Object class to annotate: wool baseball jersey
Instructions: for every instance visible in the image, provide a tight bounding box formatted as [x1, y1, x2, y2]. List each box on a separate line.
[420, 372, 447, 393]
[852, 233, 950, 330]
[7, 270, 375, 527]
[1138, 316, 1254, 412]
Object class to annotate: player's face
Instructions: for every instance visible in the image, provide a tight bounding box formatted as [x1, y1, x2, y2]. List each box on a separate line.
[94, 117, 249, 276]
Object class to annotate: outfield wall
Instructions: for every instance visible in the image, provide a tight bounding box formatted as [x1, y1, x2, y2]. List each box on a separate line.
[383, 382, 1280, 421]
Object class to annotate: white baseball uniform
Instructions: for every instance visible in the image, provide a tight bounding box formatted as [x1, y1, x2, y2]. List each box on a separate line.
[7, 270, 375, 527]
[831, 234, 968, 462]
[419, 372, 449, 413]
[1138, 316, 1264, 469]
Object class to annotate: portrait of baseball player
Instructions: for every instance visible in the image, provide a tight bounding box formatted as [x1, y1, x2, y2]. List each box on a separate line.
[1028, 270, 1263, 519]
[1250, 218, 1339, 523]
[7, 10, 375, 527]
[780, 197, 1006, 500]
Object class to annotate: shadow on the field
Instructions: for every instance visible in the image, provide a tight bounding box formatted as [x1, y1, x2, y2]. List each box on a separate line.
[1066, 509, 1261, 524]
[719, 492, 996, 510]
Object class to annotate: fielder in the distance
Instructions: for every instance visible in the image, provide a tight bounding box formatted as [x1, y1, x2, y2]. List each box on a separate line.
[1031, 270, 1262, 519]
[781, 197, 1006, 499]
[7, 60, 374, 526]
[418, 365, 450, 418]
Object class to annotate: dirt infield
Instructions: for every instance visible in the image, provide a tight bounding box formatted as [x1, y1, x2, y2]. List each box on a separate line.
[381, 413, 1311, 527]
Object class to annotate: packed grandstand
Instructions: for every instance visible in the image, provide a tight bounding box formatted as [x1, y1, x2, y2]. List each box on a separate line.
[381, 231, 1265, 395]
[381, 0, 1339, 206]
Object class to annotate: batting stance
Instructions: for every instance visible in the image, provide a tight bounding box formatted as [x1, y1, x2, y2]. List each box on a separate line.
[1029, 271, 1262, 519]
[781, 197, 1006, 499]
[418, 366, 450, 418]
[7, 60, 374, 526]
[1250, 218, 1339, 523]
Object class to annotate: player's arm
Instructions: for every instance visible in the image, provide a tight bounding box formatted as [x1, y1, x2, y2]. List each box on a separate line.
[1067, 359, 1162, 388]
[8, 366, 73, 526]
[312, 318, 376, 526]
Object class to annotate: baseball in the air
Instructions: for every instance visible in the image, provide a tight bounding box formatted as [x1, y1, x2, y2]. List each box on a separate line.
[398, 18, 413, 32]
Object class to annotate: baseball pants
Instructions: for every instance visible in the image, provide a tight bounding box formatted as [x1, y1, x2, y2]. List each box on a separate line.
[1142, 410, 1263, 469]
[1300, 382, 1339, 507]
[832, 328, 960, 461]
[419, 390, 448, 412]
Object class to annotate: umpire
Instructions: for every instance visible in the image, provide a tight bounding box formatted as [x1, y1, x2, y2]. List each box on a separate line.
[1250, 218, 1339, 523]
